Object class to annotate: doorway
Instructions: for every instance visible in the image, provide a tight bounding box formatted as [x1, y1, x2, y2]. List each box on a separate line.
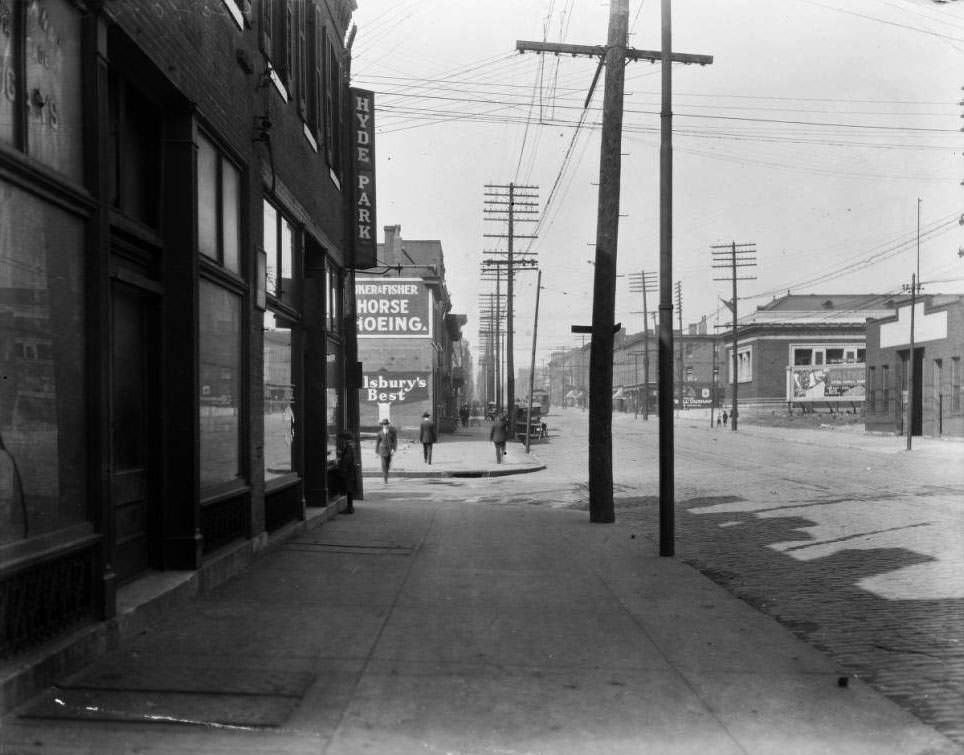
[110, 283, 160, 584]
[899, 348, 924, 437]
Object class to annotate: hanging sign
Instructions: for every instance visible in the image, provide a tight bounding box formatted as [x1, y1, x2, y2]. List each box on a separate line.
[350, 87, 377, 268]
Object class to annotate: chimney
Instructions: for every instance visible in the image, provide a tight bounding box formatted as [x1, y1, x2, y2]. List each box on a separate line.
[383, 224, 403, 266]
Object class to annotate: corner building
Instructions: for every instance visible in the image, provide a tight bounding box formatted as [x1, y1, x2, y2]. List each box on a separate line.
[0, 0, 374, 705]
[355, 225, 467, 434]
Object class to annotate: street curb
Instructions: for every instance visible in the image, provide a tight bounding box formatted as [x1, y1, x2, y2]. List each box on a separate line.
[362, 464, 546, 479]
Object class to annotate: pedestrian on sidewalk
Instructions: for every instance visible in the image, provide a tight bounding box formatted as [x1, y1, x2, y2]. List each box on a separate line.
[419, 411, 437, 464]
[489, 413, 508, 464]
[335, 432, 359, 513]
[722, 410, 728, 427]
[375, 418, 398, 483]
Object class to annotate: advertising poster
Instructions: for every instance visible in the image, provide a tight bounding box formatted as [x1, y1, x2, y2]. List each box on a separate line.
[788, 365, 865, 402]
[355, 278, 433, 338]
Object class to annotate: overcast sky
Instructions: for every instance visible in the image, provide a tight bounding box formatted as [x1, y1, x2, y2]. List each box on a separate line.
[349, 0, 963, 377]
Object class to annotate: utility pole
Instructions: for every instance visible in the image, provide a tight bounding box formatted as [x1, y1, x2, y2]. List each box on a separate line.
[483, 184, 539, 413]
[482, 256, 538, 411]
[711, 241, 757, 433]
[525, 270, 543, 453]
[519, 0, 711, 532]
[628, 269, 656, 420]
[674, 280, 683, 413]
[905, 273, 918, 451]
[905, 198, 922, 450]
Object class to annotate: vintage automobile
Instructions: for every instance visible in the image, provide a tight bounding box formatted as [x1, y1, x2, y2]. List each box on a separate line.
[512, 404, 548, 443]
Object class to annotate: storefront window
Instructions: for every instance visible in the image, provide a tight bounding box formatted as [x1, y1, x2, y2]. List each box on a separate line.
[26, 0, 83, 182]
[0, 1, 16, 145]
[199, 279, 242, 489]
[263, 200, 298, 308]
[197, 133, 241, 274]
[0, 181, 86, 545]
[263, 311, 295, 481]
[326, 338, 343, 454]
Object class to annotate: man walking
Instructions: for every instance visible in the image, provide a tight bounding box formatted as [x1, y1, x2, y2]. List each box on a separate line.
[489, 413, 508, 464]
[419, 411, 437, 464]
[375, 418, 397, 483]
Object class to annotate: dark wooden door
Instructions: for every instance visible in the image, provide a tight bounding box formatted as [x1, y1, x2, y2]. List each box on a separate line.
[110, 284, 157, 584]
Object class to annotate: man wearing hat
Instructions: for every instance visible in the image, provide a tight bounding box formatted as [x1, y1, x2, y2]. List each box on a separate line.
[374, 418, 398, 484]
[418, 411, 437, 464]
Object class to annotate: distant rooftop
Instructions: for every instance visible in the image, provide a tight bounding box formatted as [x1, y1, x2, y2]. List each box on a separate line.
[740, 293, 896, 326]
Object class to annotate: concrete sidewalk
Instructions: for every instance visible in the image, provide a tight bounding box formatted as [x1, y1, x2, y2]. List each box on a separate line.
[360, 438, 545, 478]
[2, 497, 958, 754]
[360, 422, 547, 478]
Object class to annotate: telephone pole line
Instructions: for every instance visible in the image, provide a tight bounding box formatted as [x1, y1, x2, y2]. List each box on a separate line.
[711, 241, 757, 432]
[519, 0, 712, 540]
[627, 269, 657, 420]
[483, 183, 539, 413]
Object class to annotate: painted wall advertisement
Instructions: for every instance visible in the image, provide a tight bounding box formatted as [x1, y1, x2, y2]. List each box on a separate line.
[355, 278, 433, 338]
[788, 364, 865, 402]
[360, 370, 430, 404]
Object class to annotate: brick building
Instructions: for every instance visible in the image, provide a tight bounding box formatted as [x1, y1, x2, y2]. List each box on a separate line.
[864, 294, 964, 438]
[545, 326, 721, 415]
[355, 225, 467, 435]
[0, 0, 372, 707]
[723, 294, 895, 413]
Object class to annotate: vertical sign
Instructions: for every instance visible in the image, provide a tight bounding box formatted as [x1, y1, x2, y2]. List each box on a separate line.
[350, 87, 376, 268]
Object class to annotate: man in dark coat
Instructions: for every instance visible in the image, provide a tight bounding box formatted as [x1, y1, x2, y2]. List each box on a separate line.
[489, 413, 509, 464]
[374, 418, 398, 483]
[419, 411, 438, 464]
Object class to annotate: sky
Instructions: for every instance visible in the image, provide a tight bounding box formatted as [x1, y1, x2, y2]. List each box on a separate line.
[348, 0, 964, 383]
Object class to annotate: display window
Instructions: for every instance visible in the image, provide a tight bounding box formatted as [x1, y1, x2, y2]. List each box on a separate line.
[198, 279, 243, 491]
[263, 310, 296, 482]
[0, 181, 86, 545]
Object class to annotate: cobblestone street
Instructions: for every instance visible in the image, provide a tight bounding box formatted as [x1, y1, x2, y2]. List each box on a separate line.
[431, 410, 964, 746]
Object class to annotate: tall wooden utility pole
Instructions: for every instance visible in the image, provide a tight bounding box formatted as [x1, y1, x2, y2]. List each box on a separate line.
[484, 183, 540, 412]
[674, 280, 684, 412]
[628, 269, 656, 420]
[519, 2, 712, 528]
[711, 241, 756, 433]
[525, 269, 543, 453]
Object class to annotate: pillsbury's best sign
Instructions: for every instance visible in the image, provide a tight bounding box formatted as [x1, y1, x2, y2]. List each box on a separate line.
[355, 278, 433, 338]
[350, 88, 377, 268]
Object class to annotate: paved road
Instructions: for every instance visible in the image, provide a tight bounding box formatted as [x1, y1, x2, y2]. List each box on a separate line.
[393, 409, 964, 746]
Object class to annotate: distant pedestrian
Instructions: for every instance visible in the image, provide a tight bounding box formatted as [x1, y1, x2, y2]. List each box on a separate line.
[336, 432, 358, 514]
[489, 413, 509, 464]
[459, 404, 470, 429]
[419, 411, 437, 464]
[375, 418, 398, 483]
[722, 411, 728, 427]
[716, 414, 722, 428]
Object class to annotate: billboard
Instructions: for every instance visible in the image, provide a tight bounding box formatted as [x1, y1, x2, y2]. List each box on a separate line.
[355, 278, 433, 338]
[787, 364, 865, 402]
